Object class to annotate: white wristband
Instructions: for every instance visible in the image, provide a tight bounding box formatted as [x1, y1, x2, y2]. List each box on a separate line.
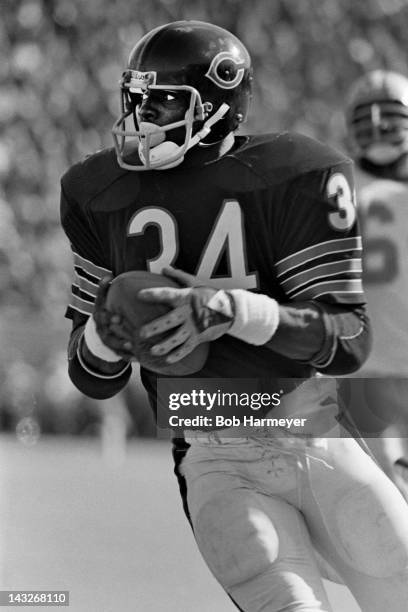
[228, 290, 280, 345]
[83, 315, 122, 362]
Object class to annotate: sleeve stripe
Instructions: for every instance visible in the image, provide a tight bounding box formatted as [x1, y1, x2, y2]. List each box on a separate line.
[68, 252, 110, 317]
[68, 303, 92, 316]
[72, 251, 112, 278]
[77, 337, 131, 380]
[71, 285, 94, 302]
[74, 266, 100, 284]
[275, 237, 362, 277]
[282, 259, 362, 295]
[70, 294, 95, 315]
[317, 292, 365, 304]
[73, 275, 98, 297]
[290, 279, 364, 300]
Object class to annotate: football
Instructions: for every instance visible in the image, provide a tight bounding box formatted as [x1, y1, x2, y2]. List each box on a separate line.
[105, 270, 209, 375]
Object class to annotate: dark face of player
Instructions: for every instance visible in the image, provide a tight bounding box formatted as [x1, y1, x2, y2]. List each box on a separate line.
[137, 89, 190, 145]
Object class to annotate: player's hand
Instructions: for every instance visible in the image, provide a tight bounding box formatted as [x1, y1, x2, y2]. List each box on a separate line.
[93, 275, 134, 360]
[161, 266, 206, 288]
[138, 278, 235, 363]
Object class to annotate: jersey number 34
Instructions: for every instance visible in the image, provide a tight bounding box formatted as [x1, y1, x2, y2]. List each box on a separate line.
[128, 199, 258, 289]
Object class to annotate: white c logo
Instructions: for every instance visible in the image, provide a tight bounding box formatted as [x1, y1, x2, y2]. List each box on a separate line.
[205, 52, 245, 90]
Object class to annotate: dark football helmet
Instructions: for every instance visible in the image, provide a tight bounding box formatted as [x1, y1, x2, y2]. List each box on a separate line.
[112, 20, 252, 170]
[346, 70, 408, 168]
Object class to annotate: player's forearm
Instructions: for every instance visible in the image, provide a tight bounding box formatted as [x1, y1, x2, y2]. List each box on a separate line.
[264, 302, 328, 362]
[226, 289, 371, 374]
[265, 301, 372, 375]
[67, 324, 132, 400]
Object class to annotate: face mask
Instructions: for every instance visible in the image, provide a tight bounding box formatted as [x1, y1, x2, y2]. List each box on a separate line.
[364, 143, 403, 165]
[137, 104, 230, 170]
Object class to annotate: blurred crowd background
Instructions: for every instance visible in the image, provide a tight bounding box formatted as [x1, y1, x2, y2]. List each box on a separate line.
[2, 0, 408, 441]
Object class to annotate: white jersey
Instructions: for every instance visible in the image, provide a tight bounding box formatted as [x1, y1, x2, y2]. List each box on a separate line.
[356, 168, 408, 374]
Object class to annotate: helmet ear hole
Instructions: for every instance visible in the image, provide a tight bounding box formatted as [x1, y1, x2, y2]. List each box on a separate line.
[203, 101, 213, 114]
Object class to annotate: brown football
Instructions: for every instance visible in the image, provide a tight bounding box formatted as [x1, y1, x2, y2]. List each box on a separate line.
[105, 271, 209, 375]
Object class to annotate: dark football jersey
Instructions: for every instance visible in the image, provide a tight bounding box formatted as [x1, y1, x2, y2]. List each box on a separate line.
[61, 132, 364, 395]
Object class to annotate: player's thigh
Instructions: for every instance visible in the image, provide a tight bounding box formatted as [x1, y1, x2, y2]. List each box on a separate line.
[332, 467, 408, 612]
[190, 484, 333, 610]
[180, 452, 279, 586]
[301, 437, 408, 610]
[180, 450, 331, 603]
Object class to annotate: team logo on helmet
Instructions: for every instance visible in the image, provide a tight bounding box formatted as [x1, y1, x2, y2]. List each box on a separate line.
[205, 51, 246, 90]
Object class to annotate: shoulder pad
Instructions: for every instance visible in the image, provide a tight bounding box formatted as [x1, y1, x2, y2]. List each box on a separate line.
[231, 133, 351, 185]
[61, 147, 131, 207]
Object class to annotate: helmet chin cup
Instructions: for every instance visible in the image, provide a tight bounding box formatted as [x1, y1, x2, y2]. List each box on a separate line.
[136, 117, 190, 169]
[138, 121, 166, 147]
[139, 139, 184, 169]
[137, 121, 181, 168]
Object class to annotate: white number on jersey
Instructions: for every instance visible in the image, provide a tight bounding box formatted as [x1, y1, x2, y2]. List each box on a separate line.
[360, 200, 398, 284]
[327, 172, 356, 231]
[127, 199, 258, 289]
[356, 175, 408, 374]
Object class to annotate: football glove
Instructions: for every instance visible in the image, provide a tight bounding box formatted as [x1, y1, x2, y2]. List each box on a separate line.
[139, 283, 235, 363]
[138, 267, 280, 364]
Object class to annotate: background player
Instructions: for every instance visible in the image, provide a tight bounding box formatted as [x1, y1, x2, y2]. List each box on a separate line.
[61, 22, 408, 611]
[345, 70, 408, 497]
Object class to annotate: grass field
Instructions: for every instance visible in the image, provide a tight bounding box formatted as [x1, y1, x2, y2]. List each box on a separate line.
[0, 434, 360, 611]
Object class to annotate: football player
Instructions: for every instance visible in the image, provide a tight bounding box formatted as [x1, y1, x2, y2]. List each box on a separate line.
[345, 70, 408, 497]
[60, 22, 408, 611]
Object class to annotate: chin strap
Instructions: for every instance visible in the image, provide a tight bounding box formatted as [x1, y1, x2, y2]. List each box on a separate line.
[139, 103, 230, 169]
[186, 103, 230, 150]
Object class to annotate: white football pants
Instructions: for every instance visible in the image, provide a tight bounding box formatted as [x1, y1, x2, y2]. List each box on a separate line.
[181, 428, 408, 611]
